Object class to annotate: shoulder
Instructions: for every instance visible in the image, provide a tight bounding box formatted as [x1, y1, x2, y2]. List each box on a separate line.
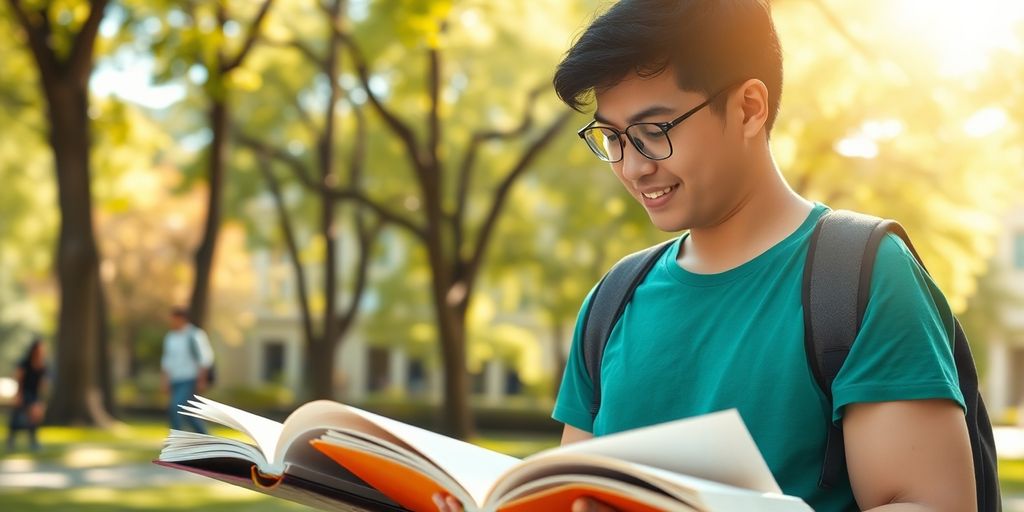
[869, 232, 946, 307]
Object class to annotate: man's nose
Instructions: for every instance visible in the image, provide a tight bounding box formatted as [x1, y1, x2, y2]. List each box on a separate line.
[618, 140, 656, 181]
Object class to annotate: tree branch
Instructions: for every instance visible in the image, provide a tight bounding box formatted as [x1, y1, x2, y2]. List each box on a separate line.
[255, 152, 317, 345]
[262, 37, 331, 81]
[348, 98, 367, 185]
[336, 32, 425, 175]
[427, 44, 441, 173]
[222, 0, 274, 72]
[214, 2, 229, 72]
[265, 72, 319, 135]
[465, 110, 573, 286]
[807, 0, 875, 61]
[237, 133, 428, 240]
[237, 132, 318, 188]
[454, 86, 544, 255]
[6, 1, 59, 83]
[67, 0, 110, 82]
[335, 216, 382, 337]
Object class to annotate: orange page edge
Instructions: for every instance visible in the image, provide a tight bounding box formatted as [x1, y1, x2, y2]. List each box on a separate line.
[311, 439, 451, 512]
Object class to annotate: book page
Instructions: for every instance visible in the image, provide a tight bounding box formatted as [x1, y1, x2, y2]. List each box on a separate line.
[486, 453, 811, 512]
[491, 474, 693, 512]
[340, 407, 521, 506]
[274, 400, 405, 466]
[525, 409, 781, 493]
[184, 395, 519, 504]
[312, 439, 468, 511]
[180, 396, 286, 466]
[159, 430, 265, 464]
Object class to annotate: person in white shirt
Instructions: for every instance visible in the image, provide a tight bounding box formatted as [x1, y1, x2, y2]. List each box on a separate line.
[160, 307, 214, 433]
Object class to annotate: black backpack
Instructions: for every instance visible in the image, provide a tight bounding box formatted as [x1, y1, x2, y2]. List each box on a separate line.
[579, 209, 1000, 511]
[188, 327, 217, 386]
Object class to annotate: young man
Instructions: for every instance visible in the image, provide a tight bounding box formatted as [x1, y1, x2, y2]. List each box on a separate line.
[436, 1, 975, 511]
[160, 307, 215, 434]
[553, 0, 978, 510]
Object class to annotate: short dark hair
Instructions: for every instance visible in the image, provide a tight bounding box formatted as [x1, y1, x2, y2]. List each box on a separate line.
[170, 306, 190, 319]
[553, 0, 783, 133]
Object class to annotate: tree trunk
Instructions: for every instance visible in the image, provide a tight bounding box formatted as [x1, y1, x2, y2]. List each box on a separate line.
[434, 281, 473, 438]
[8, 0, 113, 426]
[188, 100, 229, 327]
[96, 283, 116, 417]
[306, 339, 336, 399]
[42, 81, 112, 426]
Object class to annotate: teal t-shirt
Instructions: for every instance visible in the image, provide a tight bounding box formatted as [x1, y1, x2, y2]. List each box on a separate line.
[552, 203, 964, 512]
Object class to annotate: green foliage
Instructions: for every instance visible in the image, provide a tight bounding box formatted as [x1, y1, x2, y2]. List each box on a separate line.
[2, 0, 1023, 398]
[207, 384, 297, 411]
[0, 3, 59, 364]
[773, 0, 1024, 314]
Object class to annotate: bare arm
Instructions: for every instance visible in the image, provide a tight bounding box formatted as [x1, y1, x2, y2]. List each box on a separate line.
[561, 424, 618, 512]
[561, 423, 594, 445]
[845, 399, 976, 512]
[196, 367, 209, 393]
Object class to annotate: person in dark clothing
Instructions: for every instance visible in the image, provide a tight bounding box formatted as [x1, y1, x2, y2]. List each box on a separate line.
[7, 337, 47, 451]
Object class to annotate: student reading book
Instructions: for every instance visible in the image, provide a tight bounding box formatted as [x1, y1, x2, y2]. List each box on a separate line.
[156, 396, 811, 512]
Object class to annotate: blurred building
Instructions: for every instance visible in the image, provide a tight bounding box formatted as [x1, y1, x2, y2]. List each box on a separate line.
[211, 229, 561, 407]
[984, 204, 1024, 421]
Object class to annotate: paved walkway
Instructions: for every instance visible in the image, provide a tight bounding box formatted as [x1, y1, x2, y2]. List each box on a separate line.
[998, 426, 1024, 458]
[0, 457, 211, 490]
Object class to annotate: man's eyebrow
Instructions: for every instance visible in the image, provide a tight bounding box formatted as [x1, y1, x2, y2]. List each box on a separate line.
[593, 105, 677, 127]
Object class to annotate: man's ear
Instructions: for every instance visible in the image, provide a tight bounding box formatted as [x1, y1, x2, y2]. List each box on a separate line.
[734, 78, 769, 140]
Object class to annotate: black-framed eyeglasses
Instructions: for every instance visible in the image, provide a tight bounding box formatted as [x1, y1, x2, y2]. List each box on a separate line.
[577, 85, 733, 163]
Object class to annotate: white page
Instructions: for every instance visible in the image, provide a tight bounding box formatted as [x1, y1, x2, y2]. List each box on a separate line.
[625, 462, 811, 512]
[274, 400, 404, 465]
[345, 407, 521, 506]
[487, 453, 810, 512]
[488, 473, 694, 512]
[181, 396, 286, 466]
[531, 409, 781, 493]
[182, 395, 520, 505]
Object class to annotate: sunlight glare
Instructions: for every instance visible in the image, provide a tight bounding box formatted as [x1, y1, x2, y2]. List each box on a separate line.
[836, 136, 879, 159]
[891, 0, 1024, 77]
[963, 107, 1008, 138]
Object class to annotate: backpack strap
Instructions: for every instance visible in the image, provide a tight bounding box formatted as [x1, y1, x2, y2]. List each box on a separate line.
[803, 209, 917, 489]
[583, 238, 676, 419]
[188, 327, 201, 364]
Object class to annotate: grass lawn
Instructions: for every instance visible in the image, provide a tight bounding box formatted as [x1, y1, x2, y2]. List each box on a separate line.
[1002, 458, 1024, 495]
[0, 485, 310, 511]
[0, 416, 559, 511]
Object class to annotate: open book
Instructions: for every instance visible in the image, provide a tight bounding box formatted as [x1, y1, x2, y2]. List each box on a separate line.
[156, 396, 811, 512]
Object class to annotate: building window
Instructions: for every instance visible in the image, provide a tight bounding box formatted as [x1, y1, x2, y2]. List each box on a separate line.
[504, 368, 523, 396]
[1015, 232, 1024, 270]
[407, 359, 426, 395]
[367, 347, 391, 392]
[471, 362, 489, 395]
[262, 341, 286, 383]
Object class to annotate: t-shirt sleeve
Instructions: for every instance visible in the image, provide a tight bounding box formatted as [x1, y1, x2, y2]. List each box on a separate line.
[552, 287, 599, 433]
[830, 233, 965, 424]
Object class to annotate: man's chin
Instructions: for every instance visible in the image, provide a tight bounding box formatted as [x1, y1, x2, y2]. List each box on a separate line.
[648, 212, 691, 233]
